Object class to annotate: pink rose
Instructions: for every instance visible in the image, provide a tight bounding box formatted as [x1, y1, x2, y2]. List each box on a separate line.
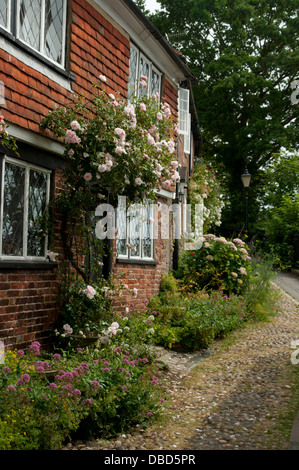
[65, 129, 81, 144]
[83, 172, 92, 181]
[83, 285, 96, 299]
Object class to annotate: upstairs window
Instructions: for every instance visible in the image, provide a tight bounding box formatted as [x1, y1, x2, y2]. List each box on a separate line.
[0, 0, 68, 67]
[0, 156, 51, 260]
[128, 44, 161, 100]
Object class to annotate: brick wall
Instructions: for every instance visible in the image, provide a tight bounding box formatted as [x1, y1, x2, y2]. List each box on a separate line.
[0, 269, 59, 349]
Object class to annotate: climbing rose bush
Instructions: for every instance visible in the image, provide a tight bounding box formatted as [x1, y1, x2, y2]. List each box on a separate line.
[42, 75, 180, 207]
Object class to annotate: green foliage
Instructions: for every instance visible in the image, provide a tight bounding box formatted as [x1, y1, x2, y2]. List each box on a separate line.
[188, 161, 225, 232]
[175, 234, 253, 295]
[0, 325, 164, 449]
[255, 149, 299, 268]
[0, 115, 19, 157]
[150, 0, 299, 232]
[260, 195, 299, 268]
[147, 257, 277, 351]
[149, 289, 246, 350]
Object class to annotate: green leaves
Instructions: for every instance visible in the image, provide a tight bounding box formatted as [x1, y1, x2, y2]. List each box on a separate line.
[152, 0, 299, 231]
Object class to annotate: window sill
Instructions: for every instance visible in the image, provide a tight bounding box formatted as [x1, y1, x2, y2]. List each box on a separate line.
[0, 31, 75, 89]
[116, 258, 158, 266]
[0, 261, 58, 270]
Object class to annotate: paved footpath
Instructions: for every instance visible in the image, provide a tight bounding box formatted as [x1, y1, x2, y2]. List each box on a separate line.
[275, 271, 299, 303]
[64, 278, 299, 452]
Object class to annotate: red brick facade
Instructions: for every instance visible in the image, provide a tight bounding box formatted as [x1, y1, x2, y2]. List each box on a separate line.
[0, 0, 197, 348]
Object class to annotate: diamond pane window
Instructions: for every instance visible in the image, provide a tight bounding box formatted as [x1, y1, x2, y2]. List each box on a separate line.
[128, 44, 161, 100]
[139, 55, 150, 97]
[129, 205, 141, 258]
[116, 197, 127, 256]
[2, 163, 25, 256]
[0, 0, 10, 30]
[0, 157, 51, 260]
[19, 0, 42, 51]
[44, 0, 64, 64]
[16, 0, 67, 66]
[151, 68, 160, 98]
[128, 46, 138, 100]
[116, 197, 154, 260]
[27, 169, 48, 256]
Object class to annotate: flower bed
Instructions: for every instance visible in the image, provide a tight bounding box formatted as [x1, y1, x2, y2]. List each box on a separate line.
[0, 328, 165, 450]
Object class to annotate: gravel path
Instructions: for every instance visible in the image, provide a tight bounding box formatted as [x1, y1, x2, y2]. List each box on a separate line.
[63, 285, 299, 451]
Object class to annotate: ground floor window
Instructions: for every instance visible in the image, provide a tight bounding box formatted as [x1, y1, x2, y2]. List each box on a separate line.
[0, 155, 51, 260]
[116, 198, 154, 261]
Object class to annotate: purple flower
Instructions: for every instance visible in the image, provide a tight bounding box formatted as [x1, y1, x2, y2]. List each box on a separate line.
[83, 398, 93, 406]
[53, 353, 61, 360]
[47, 383, 58, 389]
[62, 372, 74, 382]
[72, 388, 81, 397]
[21, 373, 30, 383]
[122, 386, 127, 391]
[28, 341, 41, 356]
[17, 350, 24, 356]
[90, 380, 100, 389]
[2, 366, 10, 374]
[7, 385, 16, 392]
[62, 384, 73, 392]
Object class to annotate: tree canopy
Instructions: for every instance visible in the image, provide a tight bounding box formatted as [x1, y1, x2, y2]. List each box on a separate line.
[146, 0, 299, 233]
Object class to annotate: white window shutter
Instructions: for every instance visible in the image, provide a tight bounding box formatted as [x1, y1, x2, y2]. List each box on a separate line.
[178, 88, 190, 135]
[184, 113, 191, 154]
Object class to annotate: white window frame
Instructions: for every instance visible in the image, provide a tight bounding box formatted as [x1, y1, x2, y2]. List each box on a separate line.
[0, 155, 51, 261]
[128, 43, 162, 100]
[0, 0, 67, 68]
[116, 199, 154, 261]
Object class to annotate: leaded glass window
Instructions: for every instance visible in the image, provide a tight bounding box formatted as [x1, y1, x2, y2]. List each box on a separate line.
[128, 46, 138, 100]
[116, 197, 154, 260]
[0, 0, 67, 67]
[0, 157, 51, 260]
[0, 0, 11, 30]
[128, 44, 162, 100]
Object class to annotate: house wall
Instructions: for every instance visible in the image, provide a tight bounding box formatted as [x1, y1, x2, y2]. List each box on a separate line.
[0, 0, 184, 349]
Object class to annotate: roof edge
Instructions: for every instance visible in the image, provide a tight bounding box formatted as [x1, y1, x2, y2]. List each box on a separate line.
[121, 0, 196, 82]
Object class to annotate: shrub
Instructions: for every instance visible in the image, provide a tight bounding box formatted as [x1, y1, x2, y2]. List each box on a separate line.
[0, 331, 165, 449]
[150, 290, 246, 350]
[148, 256, 277, 351]
[175, 234, 253, 295]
